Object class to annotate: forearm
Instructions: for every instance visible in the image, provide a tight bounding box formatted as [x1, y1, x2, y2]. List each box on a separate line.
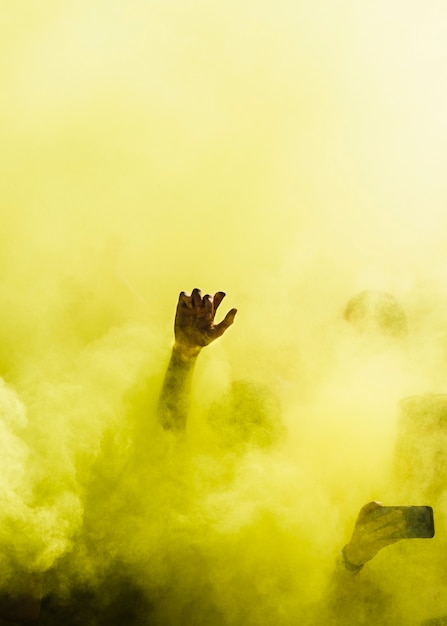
[157, 345, 200, 431]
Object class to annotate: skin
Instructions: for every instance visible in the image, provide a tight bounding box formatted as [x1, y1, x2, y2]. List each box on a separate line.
[343, 501, 406, 568]
[158, 288, 237, 431]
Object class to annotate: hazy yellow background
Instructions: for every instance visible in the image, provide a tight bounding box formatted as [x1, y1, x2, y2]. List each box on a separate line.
[1, 1, 447, 623]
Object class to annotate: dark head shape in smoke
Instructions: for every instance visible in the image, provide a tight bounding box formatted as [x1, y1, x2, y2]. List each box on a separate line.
[344, 290, 408, 339]
[207, 380, 284, 452]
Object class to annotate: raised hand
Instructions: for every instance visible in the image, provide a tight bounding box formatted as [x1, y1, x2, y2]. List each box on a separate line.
[343, 501, 405, 569]
[174, 288, 237, 358]
[158, 288, 237, 430]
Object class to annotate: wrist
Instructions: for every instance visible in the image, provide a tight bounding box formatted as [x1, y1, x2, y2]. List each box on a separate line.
[172, 343, 201, 361]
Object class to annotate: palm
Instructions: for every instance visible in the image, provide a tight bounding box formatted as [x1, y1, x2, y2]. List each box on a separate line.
[174, 288, 237, 352]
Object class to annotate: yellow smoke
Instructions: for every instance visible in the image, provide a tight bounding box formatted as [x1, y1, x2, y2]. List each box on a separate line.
[1, 0, 447, 623]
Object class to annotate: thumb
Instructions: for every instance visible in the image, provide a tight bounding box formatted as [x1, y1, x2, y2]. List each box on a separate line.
[213, 308, 237, 338]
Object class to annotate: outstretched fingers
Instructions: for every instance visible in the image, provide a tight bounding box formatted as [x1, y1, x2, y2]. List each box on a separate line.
[178, 291, 193, 309]
[191, 288, 203, 309]
[213, 291, 226, 312]
[176, 288, 237, 344]
[213, 308, 237, 338]
[356, 501, 383, 524]
[201, 294, 212, 318]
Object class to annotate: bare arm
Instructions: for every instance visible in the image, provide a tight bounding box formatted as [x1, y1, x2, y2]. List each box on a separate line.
[314, 502, 407, 624]
[158, 288, 237, 431]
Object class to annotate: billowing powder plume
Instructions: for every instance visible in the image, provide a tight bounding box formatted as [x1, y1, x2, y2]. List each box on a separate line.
[0, 1, 447, 624]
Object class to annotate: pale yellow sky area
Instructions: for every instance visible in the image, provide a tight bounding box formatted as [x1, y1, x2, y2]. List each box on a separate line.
[1, 1, 446, 302]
